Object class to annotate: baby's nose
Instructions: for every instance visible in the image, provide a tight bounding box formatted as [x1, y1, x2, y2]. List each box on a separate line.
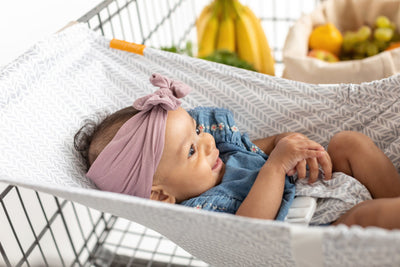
[199, 132, 215, 155]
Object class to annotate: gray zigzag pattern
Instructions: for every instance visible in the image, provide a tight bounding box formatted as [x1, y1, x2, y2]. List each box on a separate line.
[295, 172, 372, 225]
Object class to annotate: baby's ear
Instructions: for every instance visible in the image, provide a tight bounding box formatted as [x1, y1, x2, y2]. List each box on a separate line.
[150, 185, 176, 204]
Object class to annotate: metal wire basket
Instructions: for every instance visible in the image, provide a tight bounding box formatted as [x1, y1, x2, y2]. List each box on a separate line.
[0, 0, 322, 266]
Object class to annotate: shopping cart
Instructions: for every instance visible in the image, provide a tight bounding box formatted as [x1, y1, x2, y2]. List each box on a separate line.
[0, 0, 323, 266]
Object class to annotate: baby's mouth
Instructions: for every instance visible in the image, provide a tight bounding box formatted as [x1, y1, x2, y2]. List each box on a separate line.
[212, 157, 222, 171]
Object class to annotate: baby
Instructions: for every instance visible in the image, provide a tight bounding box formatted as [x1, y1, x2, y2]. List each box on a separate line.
[75, 73, 400, 229]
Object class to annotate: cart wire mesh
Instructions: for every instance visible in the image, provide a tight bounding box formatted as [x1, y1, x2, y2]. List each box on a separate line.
[1, 0, 322, 266]
[0, 184, 208, 266]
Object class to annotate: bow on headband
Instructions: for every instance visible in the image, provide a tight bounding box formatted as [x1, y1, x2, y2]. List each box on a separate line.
[86, 73, 192, 198]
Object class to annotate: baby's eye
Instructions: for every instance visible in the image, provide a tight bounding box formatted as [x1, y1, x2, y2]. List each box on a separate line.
[188, 144, 196, 158]
[196, 128, 200, 135]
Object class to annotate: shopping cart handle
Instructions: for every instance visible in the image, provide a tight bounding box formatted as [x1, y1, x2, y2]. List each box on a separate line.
[110, 39, 146, 55]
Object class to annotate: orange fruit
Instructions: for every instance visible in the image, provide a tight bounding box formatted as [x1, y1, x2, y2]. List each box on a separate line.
[309, 23, 343, 56]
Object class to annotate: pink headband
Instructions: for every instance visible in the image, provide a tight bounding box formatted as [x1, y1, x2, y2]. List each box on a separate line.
[86, 73, 191, 198]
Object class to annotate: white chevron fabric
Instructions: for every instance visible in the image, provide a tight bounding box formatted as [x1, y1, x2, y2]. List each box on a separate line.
[1, 24, 400, 266]
[295, 172, 372, 225]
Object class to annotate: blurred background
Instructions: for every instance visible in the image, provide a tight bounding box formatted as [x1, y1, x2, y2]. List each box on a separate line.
[0, 0, 102, 67]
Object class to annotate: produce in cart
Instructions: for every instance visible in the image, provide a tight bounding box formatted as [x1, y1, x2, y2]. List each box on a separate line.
[196, 0, 275, 75]
[308, 15, 400, 62]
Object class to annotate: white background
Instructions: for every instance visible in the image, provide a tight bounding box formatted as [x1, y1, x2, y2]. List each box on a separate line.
[0, 0, 102, 67]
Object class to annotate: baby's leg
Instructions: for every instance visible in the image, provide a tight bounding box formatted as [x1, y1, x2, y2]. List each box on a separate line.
[332, 197, 400, 230]
[327, 131, 400, 198]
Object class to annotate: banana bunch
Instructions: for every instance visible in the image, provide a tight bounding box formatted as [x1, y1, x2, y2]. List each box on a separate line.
[196, 0, 275, 76]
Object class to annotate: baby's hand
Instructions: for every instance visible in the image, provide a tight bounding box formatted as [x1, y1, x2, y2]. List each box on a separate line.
[287, 151, 332, 183]
[285, 133, 333, 183]
[267, 134, 326, 178]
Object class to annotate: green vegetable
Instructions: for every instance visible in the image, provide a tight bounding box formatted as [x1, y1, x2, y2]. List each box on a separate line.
[160, 41, 193, 57]
[201, 50, 256, 71]
[160, 42, 255, 71]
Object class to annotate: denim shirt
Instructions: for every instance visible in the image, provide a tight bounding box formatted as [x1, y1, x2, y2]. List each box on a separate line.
[180, 107, 295, 221]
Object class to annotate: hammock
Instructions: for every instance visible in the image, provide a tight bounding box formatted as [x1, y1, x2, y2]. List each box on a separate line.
[1, 24, 400, 266]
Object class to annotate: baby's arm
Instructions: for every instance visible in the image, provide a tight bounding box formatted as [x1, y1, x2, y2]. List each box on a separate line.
[236, 134, 325, 219]
[252, 132, 295, 155]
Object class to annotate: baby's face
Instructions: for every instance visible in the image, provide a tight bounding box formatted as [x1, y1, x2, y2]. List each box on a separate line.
[154, 107, 225, 203]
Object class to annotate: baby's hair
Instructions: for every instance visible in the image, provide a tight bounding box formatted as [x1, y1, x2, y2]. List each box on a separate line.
[74, 106, 139, 170]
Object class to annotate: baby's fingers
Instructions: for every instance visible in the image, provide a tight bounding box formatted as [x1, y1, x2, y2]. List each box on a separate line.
[296, 160, 307, 179]
[303, 149, 325, 160]
[318, 151, 332, 180]
[307, 157, 319, 184]
[287, 168, 297, 176]
[292, 139, 325, 162]
[298, 138, 325, 152]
